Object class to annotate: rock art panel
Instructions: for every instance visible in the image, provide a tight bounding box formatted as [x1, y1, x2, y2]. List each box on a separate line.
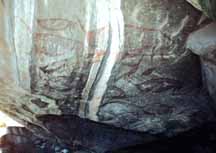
[0, 0, 215, 148]
[98, 0, 215, 135]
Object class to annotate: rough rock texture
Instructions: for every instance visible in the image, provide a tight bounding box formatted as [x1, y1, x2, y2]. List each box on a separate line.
[0, 118, 155, 153]
[202, 52, 216, 109]
[0, 126, 72, 153]
[187, 0, 216, 20]
[98, 0, 214, 135]
[187, 22, 216, 105]
[37, 115, 155, 153]
[187, 0, 203, 10]
[2, 123, 216, 153]
[187, 23, 216, 55]
[112, 122, 216, 153]
[0, 0, 216, 152]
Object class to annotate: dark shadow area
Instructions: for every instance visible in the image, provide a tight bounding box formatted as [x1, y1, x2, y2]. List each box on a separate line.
[111, 122, 216, 153]
[1, 120, 216, 153]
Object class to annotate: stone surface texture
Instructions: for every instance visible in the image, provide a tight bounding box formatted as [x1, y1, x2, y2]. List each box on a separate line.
[187, 0, 216, 20]
[187, 22, 216, 105]
[0, 0, 216, 152]
[1, 123, 216, 153]
[98, 0, 214, 136]
[187, 23, 216, 55]
[202, 51, 216, 107]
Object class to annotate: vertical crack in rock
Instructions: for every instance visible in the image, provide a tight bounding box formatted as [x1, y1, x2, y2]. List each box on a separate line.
[87, 0, 124, 121]
[78, 0, 110, 117]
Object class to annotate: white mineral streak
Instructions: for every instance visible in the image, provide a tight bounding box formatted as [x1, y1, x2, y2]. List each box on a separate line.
[88, 0, 124, 121]
[0, 0, 48, 123]
[79, 0, 110, 117]
[0, 1, 61, 125]
[14, 0, 35, 90]
[0, 0, 125, 123]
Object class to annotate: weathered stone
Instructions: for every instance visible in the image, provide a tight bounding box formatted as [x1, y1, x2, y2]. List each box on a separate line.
[187, 22, 216, 55]
[187, 0, 203, 11]
[187, 22, 216, 106]
[0, 127, 36, 153]
[2, 122, 216, 153]
[99, 0, 214, 135]
[0, 0, 215, 152]
[187, 0, 216, 20]
[0, 126, 73, 153]
[37, 115, 155, 153]
[201, 50, 216, 105]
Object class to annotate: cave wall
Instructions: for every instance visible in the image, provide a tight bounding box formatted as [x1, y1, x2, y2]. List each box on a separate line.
[0, 0, 124, 133]
[0, 0, 215, 142]
[187, 0, 216, 20]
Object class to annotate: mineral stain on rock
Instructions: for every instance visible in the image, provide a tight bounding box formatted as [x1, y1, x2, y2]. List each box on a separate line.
[0, 0, 216, 153]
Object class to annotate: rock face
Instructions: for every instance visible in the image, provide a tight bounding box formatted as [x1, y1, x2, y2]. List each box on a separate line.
[98, 0, 215, 135]
[0, 121, 153, 153]
[0, 0, 216, 152]
[2, 122, 216, 153]
[202, 51, 216, 107]
[187, 0, 216, 20]
[187, 22, 216, 105]
[187, 23, 216, 55]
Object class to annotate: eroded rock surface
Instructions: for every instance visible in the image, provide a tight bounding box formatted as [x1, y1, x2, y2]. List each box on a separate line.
[187, 0, 216, 20]
[0, 118, 155, 153]
[2, 122, 216, 153]
[187, 22, 216, 105]
[99, 0, 215, 135]
[187, 23, 216, 55]
[0, 0, 216, 152]
[202, 51, 216, 107]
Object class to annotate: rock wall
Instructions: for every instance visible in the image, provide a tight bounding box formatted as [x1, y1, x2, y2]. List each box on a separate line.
[0, 0, 216, 152]
[0, 0, 125, 139]
[186, 0, 216, 113]
[98, 0, 214, 135]
[187, 0, 216, 20]
[187, 22, 216, 106]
